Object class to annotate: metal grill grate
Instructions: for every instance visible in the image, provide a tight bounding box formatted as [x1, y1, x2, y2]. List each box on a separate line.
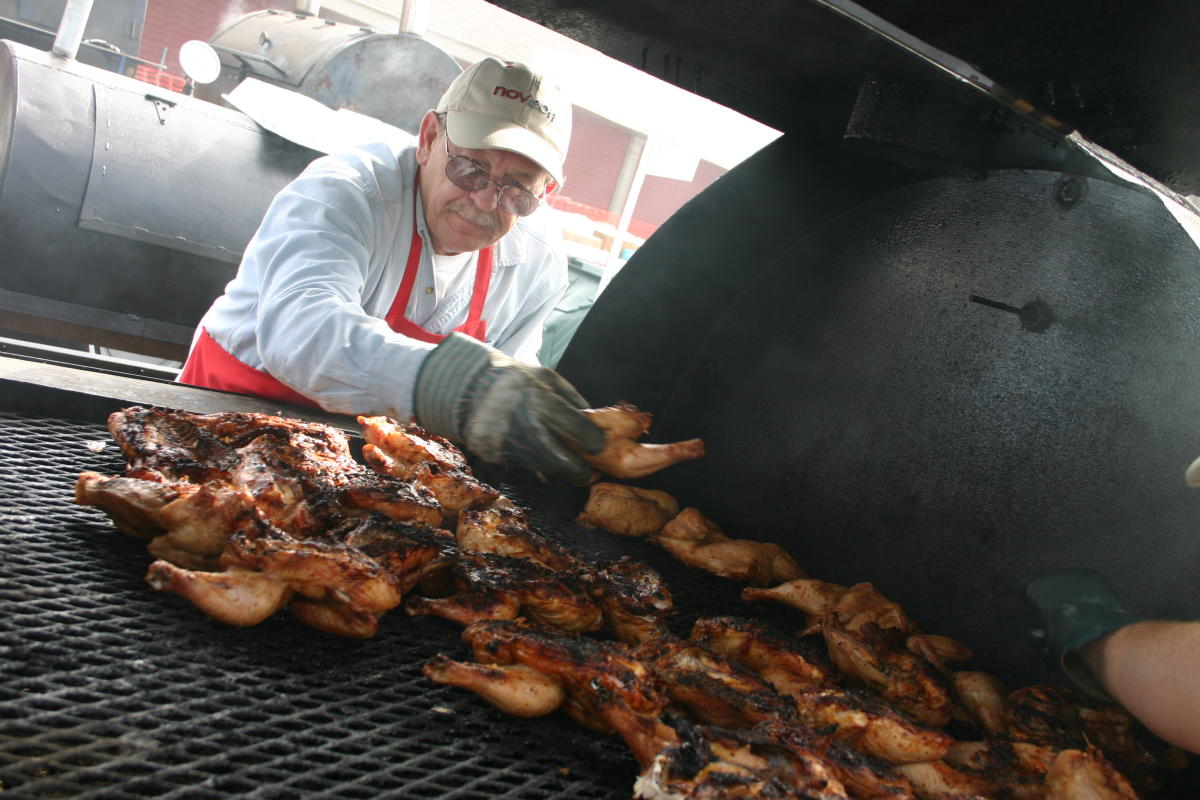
[0, 411, 667, 800]
[3, 409, 1195, 799]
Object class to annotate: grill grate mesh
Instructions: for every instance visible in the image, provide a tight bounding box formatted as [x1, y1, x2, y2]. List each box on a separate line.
[5, 408, 1194, 799]
[0, 409, 747, 800]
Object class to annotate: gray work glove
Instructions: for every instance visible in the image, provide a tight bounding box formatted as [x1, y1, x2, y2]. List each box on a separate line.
[413, 333, 605, 483]
[1024, 567, 1142, 701]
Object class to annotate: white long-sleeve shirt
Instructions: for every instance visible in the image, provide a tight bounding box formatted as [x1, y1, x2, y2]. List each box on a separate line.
[188, 137, 569, 420]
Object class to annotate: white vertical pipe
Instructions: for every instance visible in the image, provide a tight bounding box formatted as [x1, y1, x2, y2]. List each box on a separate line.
[296, 0, 321, 16]
[399, 0, 430, 36]
[52, 0, 96, 60]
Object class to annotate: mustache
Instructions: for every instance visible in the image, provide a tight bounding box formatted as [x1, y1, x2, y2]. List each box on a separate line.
[447, 201, 500, 229]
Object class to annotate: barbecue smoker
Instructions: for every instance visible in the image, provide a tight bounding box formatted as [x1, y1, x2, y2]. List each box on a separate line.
[3, 0, 1200, 798]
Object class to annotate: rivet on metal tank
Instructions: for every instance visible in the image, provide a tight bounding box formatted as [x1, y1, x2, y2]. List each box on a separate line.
[1054, 175, 1087, 208]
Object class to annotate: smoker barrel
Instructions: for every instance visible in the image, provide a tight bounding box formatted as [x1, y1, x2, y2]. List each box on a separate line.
[196, 9, 461, 135]
[0, 39, 315, 359]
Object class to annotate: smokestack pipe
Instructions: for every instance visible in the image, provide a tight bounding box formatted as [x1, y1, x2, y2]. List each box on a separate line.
[399, 0, 429, 35]
[52, 0, 96, 60]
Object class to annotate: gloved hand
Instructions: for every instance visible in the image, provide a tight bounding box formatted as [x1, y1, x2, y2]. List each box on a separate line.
[1023, 567, 1142, 700]
[413, 333, 606, 483]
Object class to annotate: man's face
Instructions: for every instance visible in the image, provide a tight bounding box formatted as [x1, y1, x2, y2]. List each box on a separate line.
[415, 111, 549, 256]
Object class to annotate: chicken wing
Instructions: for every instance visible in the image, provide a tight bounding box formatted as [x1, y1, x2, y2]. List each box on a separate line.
[423, 654, 567, 718]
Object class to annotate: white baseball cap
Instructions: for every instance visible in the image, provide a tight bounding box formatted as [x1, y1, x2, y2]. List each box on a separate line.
[437, 57, 571, 188]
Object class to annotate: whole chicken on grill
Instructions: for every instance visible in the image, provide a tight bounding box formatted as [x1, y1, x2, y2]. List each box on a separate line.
[78, 407, 444, 567]
[634, 716, 851, 800]
[577, 482, 681, 537]
[76, 472, 257, 569]
[109, 406, 359, 483]
[147, 513, 404, 638]
[358, 415, 503, 523]
[690, 616, 951, 765]
[583, 556, 675, 644]
[1001, 685, 1173, 794]
[404, 550, 605, 633]
[448, 619, 678, 766]
[744, 580, 959, 729]
[576, 402, 706, 480]
[656, 507, 806, 586]
[750, 719, 920, 800]
[633, 637, 800, 730]
[455, 505, 579, 570]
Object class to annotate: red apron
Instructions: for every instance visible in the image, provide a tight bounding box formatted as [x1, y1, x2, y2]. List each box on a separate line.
[178, 214, 494, 407]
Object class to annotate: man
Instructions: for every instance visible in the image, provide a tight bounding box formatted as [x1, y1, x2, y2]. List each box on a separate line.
[179, 57, 604, 482]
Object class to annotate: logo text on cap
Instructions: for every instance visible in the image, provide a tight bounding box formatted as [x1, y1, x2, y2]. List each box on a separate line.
[493, 86, 555, 122]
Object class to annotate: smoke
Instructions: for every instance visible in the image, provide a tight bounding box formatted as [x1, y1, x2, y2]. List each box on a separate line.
[217, 1, 260, 32]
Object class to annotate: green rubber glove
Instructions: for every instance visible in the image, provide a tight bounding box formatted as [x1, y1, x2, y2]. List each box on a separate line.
[413, 333, 606, 482]
[1024, 567, 1142, 700]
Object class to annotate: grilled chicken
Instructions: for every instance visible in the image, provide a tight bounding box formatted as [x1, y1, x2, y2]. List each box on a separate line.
[146, 562, 293, 627]
[328, 513, 456, 594]
[953, 671, 1010, 735]
[690, 616, 839, 693]
[584, 556, 675, 644]
[358, 414, 470, 472]
[688, 619, 950, 765]
[792, 685, 953, 766]
[751, 719, 920, 799]
[744, 580, 957, 729]
[76, 471, 253, 569]
[892, 759, 997, 798]
[362, 443, 502, 522]
[405, 551, 604, 633]
[110, 405, 360, 482]
[821, 622, 955, 729]
[744, 580, 917, 639]
[634, 717, 850, 800]
[577, 402, 705, 480]
[143, 512, 464, 638]
[80, 408, 444, 562]
[1003, 685, 1167, 793]
[1044, 746, 1140, 800]
[457, 619, 676, 763]
[656, 508, 806, 586]
[943, 739, 1061, 800]
[455, 505, 579, 570]
[633, 637, 799, 729]
[577, 482, 680, 537]
[423, 654, 567, 717]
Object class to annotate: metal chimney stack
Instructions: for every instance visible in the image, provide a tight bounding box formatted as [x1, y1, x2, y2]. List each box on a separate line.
[51, 0, 96, 60]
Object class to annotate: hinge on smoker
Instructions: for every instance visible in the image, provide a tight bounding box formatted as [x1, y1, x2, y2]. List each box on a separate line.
[144, 93, 177, 125]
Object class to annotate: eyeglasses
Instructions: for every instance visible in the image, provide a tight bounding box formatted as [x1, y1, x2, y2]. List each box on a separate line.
[443, 136, 543, 217]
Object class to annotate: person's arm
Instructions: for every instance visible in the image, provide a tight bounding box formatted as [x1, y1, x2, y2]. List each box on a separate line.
[1026, 568, 1200, 755]
[1080, 620, 1200, 754]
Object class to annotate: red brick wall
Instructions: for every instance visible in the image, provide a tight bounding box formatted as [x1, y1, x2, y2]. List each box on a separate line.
[138, 0, 276, 76]
[557, 107, 635, 218]
[633, 159, 726, 232]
